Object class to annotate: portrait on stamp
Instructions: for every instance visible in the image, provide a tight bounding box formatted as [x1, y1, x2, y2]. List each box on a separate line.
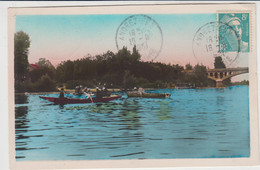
[218, 13, 250, 53]
[8, 3, 258, 169]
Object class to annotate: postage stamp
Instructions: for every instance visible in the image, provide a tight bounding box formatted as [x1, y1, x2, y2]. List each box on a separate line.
[193, 11, 250, 67]
[218, 12, 250, 53]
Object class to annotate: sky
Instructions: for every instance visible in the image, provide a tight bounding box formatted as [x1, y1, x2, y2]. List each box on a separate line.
[16, 14, 249, 75]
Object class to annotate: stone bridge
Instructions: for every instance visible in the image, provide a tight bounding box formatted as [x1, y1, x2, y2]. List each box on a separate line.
[207, 67, 249, 87]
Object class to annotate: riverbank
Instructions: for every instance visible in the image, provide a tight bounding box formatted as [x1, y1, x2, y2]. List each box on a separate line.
[15, 85, 249, 95]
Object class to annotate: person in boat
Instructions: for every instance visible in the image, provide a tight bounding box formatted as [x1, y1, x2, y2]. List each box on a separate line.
[96, 87, 102, 98]
[75, 85, 80, 94]
[75, 85, 83, 95]
[79, 85, 83, 94]
[83, 87, 93, 102]
[102, 86, 111, 97]
[59, 88, 65, 99]
[83, 87, 92, 97]
[83, 86, 90, 93]
[138, 87, 145, 95]
[104, 87, 108, 96]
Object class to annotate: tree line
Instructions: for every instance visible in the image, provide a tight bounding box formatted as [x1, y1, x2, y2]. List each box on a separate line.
[14, 31, 231, 93]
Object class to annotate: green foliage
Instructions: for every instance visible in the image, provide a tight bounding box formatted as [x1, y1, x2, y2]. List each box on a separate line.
[15, 81, 27, 93]
[17, 42, 233, 92]
[214, 56, 231, 86]
[22, 75, 56, 92]
[15, 74, 56, 93]
[29, 58, 56, 83]
[132, 45, 141, 61]
[36, 74, 56, 92]
[223, 78, 231, 86]
[154, 80, 166, 88]
[194, 64, 208, 87]
[65, 80, 95, 89]
[232, 80, 249, 85]
[123, 70, 137, 89]
[14, 31, 30, 81]
[53, 46, 185, 89]
[36, 58, 55, 68]
[214, 56, 226, 69]
[185, 63, 193, 70]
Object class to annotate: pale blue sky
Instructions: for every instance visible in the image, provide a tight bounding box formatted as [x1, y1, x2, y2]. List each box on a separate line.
[16, 13, 248, 76]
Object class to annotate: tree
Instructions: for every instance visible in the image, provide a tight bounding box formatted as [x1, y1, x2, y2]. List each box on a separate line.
[214, 56, 226, 69]
[29, 58, 56, 83]
[123, 70, 137, 89]
[214, 56, 231, 86]
[14, 31, 30, 81]
[185, 63, 193, 70]
[194, 64, 208, 87]
[36, 74, 56, 92]
[36, 58, 55, 68]
[57, 60, 75, 82]
[132, 45, 141, 61]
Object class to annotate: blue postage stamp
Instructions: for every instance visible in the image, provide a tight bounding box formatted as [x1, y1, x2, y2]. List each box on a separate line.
[218, 12, 250, 53]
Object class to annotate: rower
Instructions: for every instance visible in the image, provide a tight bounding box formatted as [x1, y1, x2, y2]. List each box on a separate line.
[59, 88, 65, 99]
[138, 87, 145, 95]
[75, 85, 80, 94]
[96, 87, 102, 98]
[79, 85, 83, 94]
[84, 88, 93, 103]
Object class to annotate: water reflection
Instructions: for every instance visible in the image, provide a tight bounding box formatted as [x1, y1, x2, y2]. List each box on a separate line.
[15, 94, 28, 104]
[154, 100, 172, 120]
[15, 105, 30, 158]
[71, 99, 142, 130]
[216, 95, 225, 106]
[15, 106, 29, 137]
[14, 86, 250, 160]
[59, 104, 65, 109]
[120, 99, 141, 130]
[88, 102, 123, 114]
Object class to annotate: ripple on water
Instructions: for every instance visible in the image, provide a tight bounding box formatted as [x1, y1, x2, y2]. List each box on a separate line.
[15, 86, 250, 160]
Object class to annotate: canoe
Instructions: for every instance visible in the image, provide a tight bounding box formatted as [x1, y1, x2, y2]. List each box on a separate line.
[57, 87, 121, 93]
[40, 95, 121, 104]
[127, 92, 171, 98]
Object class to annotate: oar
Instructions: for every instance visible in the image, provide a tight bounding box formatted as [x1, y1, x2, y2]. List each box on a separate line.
[84, 92, 93, 103]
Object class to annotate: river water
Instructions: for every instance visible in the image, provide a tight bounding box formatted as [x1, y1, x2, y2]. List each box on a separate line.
[15, 85, 250, 161]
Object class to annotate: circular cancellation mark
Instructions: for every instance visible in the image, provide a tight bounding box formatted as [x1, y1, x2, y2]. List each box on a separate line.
[116, 14, 163, 61]
[192, 21, 241, 67]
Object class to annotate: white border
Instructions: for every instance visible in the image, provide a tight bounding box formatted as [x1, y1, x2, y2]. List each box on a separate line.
[1, 1, 259, 170]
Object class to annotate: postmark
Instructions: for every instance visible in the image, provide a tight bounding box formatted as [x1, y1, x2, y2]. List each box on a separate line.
[115, 14, 163, 61]
[193, 12, 250, 67]
[193, 21, 241, 67]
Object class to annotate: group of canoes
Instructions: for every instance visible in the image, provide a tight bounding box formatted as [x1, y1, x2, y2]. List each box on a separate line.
[40, 86, 171, 105]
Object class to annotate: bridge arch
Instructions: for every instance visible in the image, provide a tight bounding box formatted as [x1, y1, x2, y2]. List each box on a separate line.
[207, 67, 248, 87]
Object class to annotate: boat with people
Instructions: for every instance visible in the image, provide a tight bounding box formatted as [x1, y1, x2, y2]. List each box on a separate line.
[127, 92, 171, 98]
[127, 87, 171, 98]
[43, 85, 120, 104]
[57, 87, 121, 93]
[40, 95, 121, 104]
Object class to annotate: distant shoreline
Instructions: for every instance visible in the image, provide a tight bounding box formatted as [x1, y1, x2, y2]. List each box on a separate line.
[14, 85, 249, 95]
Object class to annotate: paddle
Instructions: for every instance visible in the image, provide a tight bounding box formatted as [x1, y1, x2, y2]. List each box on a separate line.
[84, 92, 93, 103]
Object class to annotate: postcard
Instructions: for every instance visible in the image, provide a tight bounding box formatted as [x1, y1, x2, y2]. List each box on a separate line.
[8, 3, 258, 169]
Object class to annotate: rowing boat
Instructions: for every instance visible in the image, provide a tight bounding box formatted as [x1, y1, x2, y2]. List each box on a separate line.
[57, 87, 121, 93]
[40, 95, 121, 104]
[127, 92, 171, 98]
